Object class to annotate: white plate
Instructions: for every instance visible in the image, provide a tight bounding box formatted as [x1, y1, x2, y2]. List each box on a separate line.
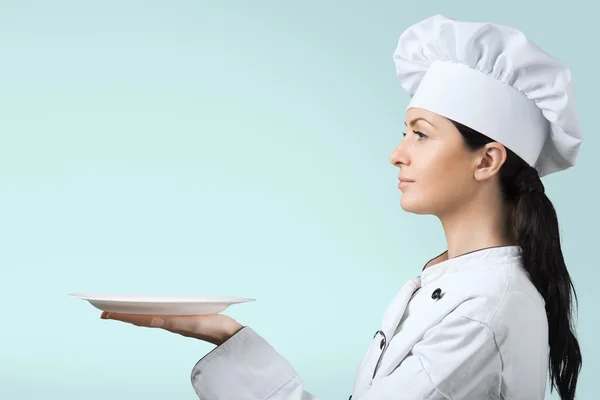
[69, 293, 255, 315]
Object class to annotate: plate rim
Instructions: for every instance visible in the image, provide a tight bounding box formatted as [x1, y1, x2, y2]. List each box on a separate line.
[68, 293, 256, 304]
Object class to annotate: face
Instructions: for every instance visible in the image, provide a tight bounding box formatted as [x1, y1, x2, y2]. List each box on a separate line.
[389, 108, 484, 217]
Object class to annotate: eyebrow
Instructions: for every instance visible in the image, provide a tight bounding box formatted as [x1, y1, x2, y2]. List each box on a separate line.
[404, 117, 434, 128]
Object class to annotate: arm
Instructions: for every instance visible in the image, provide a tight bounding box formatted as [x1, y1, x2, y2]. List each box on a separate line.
[190, 327, 317, 400]
[190, 314, 503, 400]
[362, 315, 503, 399]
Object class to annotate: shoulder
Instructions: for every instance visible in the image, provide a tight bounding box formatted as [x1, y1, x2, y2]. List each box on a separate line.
[442, 261, 547, 337]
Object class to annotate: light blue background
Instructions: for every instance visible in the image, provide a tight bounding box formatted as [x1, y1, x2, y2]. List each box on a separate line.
[0, 1, 596, 399]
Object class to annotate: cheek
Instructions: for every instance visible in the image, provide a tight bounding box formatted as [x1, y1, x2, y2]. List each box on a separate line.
[400, 150, 471, 214]
[401, 170, 451, 213]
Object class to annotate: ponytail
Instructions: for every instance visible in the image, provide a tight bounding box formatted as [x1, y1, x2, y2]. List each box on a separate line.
[511, 166, 582, 400]
[450, 119, 582, 400]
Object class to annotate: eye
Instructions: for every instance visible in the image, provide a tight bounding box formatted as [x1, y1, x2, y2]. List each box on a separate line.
[402, 131, 427, 140]
[414, 131, 427, 140]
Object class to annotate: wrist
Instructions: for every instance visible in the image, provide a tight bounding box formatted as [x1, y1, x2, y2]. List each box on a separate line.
[213, 319, 244, 346]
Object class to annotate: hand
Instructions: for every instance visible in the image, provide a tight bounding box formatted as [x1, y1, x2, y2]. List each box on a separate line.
[100, 311, 244, 346]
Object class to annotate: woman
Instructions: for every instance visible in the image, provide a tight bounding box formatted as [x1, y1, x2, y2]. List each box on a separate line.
[101, 14, 583, 400]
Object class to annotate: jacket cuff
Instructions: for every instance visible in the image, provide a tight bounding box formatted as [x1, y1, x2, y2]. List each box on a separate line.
[190, 327, 298, 400]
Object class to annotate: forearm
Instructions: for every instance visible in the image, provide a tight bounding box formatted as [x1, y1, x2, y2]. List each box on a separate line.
[190, 327, 317, 400]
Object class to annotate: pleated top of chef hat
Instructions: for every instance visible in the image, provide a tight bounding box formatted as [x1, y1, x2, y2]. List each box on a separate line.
[393, 14, 583, 177]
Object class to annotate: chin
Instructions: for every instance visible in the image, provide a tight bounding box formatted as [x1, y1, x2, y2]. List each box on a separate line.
[400, 195, 431, 215]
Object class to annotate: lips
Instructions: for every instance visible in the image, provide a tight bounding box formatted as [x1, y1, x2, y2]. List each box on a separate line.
[398, 177, 415, 183]
[398, 176, 414, 190]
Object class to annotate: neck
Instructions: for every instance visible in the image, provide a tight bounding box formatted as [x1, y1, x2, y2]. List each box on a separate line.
[438, 196, 517, 260]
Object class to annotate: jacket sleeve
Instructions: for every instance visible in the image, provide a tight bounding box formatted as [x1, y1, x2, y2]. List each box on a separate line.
[190, 326, 317, 400]
[190, 314, 502, 400]
[363, 314, 503, 399]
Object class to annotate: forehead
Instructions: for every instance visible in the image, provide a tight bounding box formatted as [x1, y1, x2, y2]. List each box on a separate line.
[404, 107, 465, 144]
[404, 108, 454, 131]
[405, 107, 445, 126]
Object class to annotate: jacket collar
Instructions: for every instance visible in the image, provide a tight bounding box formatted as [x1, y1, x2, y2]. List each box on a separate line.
[419, 245, 522, 287]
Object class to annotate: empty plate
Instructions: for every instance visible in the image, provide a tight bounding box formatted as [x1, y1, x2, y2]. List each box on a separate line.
[69, 293, 255, 315]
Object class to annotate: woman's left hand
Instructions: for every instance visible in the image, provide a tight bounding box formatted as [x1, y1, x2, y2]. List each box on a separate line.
[100, 311, 244, 345]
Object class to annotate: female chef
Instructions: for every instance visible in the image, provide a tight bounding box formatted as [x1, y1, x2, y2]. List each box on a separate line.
[101, 14, 583, 400]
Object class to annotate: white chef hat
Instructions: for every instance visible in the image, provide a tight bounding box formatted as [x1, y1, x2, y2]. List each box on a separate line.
[393, 14, 583, 177]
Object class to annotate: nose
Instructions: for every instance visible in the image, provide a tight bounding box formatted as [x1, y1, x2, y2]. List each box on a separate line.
[389, 139, 409, 167]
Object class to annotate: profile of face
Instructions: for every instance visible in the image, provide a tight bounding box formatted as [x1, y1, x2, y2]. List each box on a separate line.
[389, 107, 506, 217]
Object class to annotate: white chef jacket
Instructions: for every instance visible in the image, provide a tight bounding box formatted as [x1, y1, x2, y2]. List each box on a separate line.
[190, 246, 549, 399]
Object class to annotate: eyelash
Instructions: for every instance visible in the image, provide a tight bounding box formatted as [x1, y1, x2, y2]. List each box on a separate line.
[402, 131, 427, 140]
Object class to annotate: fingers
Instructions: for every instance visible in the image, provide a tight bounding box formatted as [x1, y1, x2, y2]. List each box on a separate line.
[101, 312, 160, 328]
[162, 316, 200, 333]
[100, 312, 195, 332]
[100, 312, 209, 341]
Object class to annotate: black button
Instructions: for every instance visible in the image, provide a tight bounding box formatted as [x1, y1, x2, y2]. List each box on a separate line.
[431, 288, 442, 300]
[349, 396, 352, 400]
[380, 338, 386, 349]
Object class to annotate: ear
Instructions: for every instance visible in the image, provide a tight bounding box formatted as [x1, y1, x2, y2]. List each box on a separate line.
[473, 142, 507, 181]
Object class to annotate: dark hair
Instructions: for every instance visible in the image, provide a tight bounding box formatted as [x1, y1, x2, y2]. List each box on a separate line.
[450, 119, 582, 400]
